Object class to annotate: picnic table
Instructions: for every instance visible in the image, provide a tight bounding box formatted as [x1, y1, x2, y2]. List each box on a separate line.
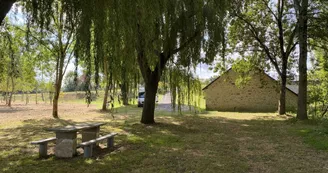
[46, 122, 106, 158]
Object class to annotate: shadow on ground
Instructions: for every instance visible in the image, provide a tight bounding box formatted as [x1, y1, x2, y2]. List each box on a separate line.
[0, 112, 328, 173]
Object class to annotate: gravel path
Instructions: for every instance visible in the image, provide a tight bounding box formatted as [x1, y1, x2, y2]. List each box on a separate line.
[156, 92, 194, 112]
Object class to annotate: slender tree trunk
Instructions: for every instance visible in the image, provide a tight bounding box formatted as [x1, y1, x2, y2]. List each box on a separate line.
[120, 65, 129, 105]
[141, 72, 160, 124]
[278, 59, 287, 115]
[8, 76, 14, 107]
[102, 56, 110, 111]
[53, 75, 63, 118]
[121, 82, 129, 105]
[0, 0, 15, 25]
[5, 76, 9, 105]
[35, 92, 38, 104]
[296, 0, 308, 120]
[52, 90, 60, 118]
[102, 82, 109, 111]
[8, 91, 12, 106]
[41, 92, 44, 102]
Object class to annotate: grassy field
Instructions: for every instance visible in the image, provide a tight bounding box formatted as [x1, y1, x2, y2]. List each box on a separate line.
[1, 102, 328, 172]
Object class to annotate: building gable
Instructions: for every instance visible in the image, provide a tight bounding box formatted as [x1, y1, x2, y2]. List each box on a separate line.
[203, 69, 298, 112]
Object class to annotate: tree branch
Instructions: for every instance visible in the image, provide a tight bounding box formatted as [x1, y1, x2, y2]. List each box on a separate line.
[286, 26, 298, 57]
[235, 13, 281, 75]
[13, 25, 56, 55]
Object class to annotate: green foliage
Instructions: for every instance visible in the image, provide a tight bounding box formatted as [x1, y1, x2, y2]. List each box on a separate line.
[63, 71, 77, 92]
[308, 50, 328, 118]
[227, 0, 297, 78]
[231, 59, 256, 88]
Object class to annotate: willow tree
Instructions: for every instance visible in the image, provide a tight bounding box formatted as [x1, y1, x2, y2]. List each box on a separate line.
[167, 64, 203, 114]
[3, 0, 230, 123]
[108, 1, 227, 123]
[72, 0, 230, 124]
[121, 1, 229, 124]
[72, 0, 138, 111]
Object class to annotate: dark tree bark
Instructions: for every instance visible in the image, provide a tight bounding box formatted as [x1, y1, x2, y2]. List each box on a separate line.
[52, 74, 63, 118]
[8, 76, 14, 107]
[137, 46, 164, 124]
[52, 49, 65, 118]
[0, 0, 15, 25]
[102, 57, 110, 111]
[52, 91, 59, 118]
[41, 92, 44, 102]
[136, 19, 199, 124]
[140, 67, 160, 124]
[279, 64, 287, 114]
[120, 82, 129, 106]
[295, 0, 308, 120]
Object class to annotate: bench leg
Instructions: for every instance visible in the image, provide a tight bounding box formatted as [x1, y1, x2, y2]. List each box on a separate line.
[39, 143, 48, 158]
[107, 137, 114, 148]
[84, 145, 93, 158]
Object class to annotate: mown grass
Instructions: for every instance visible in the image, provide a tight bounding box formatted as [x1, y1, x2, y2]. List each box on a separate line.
[1, 105, 328, 172]
[287, 119, 328, 151]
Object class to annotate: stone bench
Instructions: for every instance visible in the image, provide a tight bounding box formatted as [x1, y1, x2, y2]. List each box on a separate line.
[31, 137, 56, 158]
[79, 133, 117, 158]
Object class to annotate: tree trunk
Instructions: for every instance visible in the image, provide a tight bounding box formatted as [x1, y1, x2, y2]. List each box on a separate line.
[41, 92, 44, 102]
[8, 76, 14, 107]
[102, 82, 109, 111]
[278, 60, 287, 115]
[296, 0, 308, 120]
[120, 82, 129, 105]
[52, 77, 63, 118]
[35, 92, 38, 104]
[52, 90, 60, 118]
[102, 56, 110, 111]
[140, 72, 160, 124]
[8, 92, 12, 107]
[0, 0, 15, 25]
[5, 76, 9, 105]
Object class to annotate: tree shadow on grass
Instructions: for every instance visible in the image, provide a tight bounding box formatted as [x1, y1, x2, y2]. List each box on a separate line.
[0, 105, 33, 114]
[1, 114, 328, 173]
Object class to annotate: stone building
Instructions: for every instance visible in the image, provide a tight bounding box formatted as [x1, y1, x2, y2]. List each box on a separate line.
[202, 68, 298, 112]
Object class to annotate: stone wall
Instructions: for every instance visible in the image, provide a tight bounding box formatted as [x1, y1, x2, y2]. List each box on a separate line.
[203, 69, 298, 112]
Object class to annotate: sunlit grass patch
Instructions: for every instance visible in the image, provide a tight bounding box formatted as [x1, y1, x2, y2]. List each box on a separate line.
[297, 128, 328, 150]
[1, 104, 328, 172]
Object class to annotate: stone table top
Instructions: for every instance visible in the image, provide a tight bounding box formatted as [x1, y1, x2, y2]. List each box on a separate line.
[46, 122, 106, 132]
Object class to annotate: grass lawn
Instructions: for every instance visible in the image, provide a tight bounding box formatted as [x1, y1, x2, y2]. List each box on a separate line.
[1, 102, 328, 173]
